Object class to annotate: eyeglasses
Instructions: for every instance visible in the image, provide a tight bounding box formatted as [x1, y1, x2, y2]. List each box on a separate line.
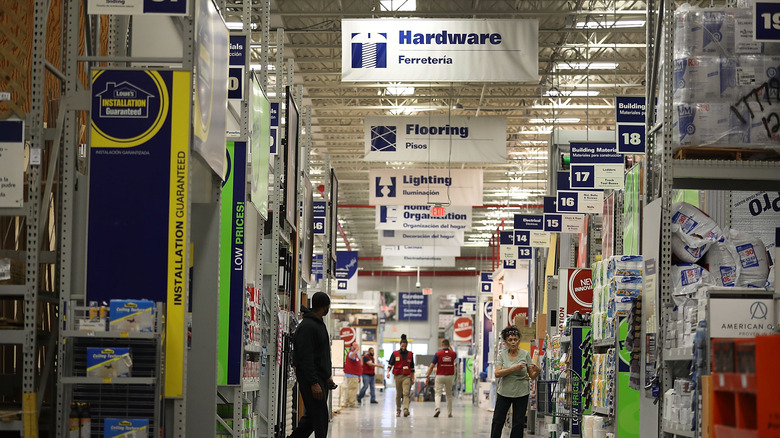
[505, 337, 520, 343]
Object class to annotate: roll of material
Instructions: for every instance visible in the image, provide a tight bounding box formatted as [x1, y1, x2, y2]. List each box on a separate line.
[592, 416, 605, 435]
[671, 202, 724, 262]
[582, 415, 596, 438]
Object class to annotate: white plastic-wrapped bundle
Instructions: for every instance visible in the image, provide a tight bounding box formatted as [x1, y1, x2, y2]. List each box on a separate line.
[673, 103, 742, 147]
[734, 8, 762, 55]
[672, 264, 714, 303]
[675, 5, 703, 56]
[703, 240, 739, 287]
[701, 9, 736, 57]
[607, 255, 644, 278]
[582, 415, 596, 438]
[730, 229, 770, 287]
[766, 266, 775, 290]
[671, 202, 724, 262]
[673, 57, 720, 103]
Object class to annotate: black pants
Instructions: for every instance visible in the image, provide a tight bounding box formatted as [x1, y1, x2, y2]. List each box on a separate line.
[289, 380, 329, 438]
[490, 393, 529, 438]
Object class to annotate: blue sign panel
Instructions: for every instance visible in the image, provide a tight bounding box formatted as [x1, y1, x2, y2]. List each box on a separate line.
[503, 259, 517, 269]
[270, 102, 279, 154]
[517, 247, 533, 260]
[756, 2, 780, 41]
[228, 36, 245, 100]
[514, 214, 544, 230]
[143, 0, 187, 14]
[570, 142, 623, 164]
[312, 254, 324, 283]
[557, 171, 571, 191]
[570, 164, 596, 189]
[499, 230, 514, 245]
[313, 201, 326, 235]
[335, 250, 358, 294]
[399, 292, 428, 321]
[557, 191, 579, 213]
[514, 230, 530, 246]
[480, 272, 492, 293]
[543, 196, 557, 214]
[617, 123, 645, 154]
[544, 214, 563, 232]
[615, 96, 646, 123]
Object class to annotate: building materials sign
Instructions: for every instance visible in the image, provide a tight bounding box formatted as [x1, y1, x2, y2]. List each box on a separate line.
[375, 205, 472, 231]
[341, 19, 539, 82]
[616, 96, 646, 154]
[369, 169, 483, 206]
[569, 142, 625, 190]
[378, 230, 464, 247]
[363, 115, 506, 162]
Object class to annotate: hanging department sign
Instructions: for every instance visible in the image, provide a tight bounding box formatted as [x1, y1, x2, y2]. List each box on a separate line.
[88, 0, 187, 15]
[383, 255, 456, 267]
[399, 293, 429, 321]
[335, 250, 359, 294]
[381, 245, 461, 257]
[378, 230, 465, 247]
[557, 190, 604, 214]
[569, 142, 625, 190]
[341, 19, 539, 82]
[363, 115, 506, 162]
[616, 96, 646, 154]
[313, 202, 326, 235]
[376, 205, 472, 231]
[369, 169, 483, 206]
[543, 213, 586, 233]
[480, 272, 493, 294]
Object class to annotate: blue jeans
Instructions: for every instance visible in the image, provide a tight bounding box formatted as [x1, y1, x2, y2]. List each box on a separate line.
[357, 374, 376, 402]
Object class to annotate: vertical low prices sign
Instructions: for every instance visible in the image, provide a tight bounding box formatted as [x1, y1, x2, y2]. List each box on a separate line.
[557, 268, 593, 333]
[335, 250, 358, 294]
[88, 69, 191, 397]
[399, 292, 428, 321]
[616, 96, 646, 154]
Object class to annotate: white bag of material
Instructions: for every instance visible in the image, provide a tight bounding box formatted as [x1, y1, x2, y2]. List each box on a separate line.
[671, 202, 724, 262]
[582, 415, 596, 438]
[672, 264, 715, 304]
[703, 240, 739, 287]
[730, 229, 770, 288]
[766, 266, 775, 291]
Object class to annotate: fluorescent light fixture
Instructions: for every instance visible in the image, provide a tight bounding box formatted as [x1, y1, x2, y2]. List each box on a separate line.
[516, 130, 553, 135]
[380, 0, 416, 11]
[529, 118, 580, 124]
[544, 89, 600, 97]
[555, 62, 619, 70]
[532, 104, 613, 109]
[386, 85, 415, 96]
[575, 19, 646, 29]
[250, 64, 276, 71]
[519, 140, 548, 145]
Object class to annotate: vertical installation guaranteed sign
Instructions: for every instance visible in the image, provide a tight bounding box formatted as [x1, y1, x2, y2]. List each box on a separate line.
[88, 69, 191, 397]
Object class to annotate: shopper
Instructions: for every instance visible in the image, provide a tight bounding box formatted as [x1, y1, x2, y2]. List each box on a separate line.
[490, 326, 534, 438]
[289, 292, 336, 438]
[386, 334, 415, 417]
[424, 339, 457, 418]
[343, 341, 363, 408]
[357, 347, 383, 404]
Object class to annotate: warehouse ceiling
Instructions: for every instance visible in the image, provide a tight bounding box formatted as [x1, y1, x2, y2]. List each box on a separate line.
[224, 0, 656, 273]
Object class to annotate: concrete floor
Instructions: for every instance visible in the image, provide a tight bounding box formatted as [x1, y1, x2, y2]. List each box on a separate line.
[330, 387, 499, 438]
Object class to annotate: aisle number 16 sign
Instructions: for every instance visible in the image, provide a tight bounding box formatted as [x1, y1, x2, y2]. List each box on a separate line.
[557, 190, 604, 214]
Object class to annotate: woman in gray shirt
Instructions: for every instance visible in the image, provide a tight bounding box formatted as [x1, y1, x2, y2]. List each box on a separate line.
[490, 326, 536, 438]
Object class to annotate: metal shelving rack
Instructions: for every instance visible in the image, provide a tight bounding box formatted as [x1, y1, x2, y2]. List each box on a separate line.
[644, 1, 780, 437]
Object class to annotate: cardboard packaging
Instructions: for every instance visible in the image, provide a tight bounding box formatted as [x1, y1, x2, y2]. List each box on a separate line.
[86, 348, 132, 378]
[103, 418, 148, 438]
[109, 300, 155, 333]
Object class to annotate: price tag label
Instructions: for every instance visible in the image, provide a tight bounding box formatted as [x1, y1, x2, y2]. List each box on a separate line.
[120, 332, 129, 338]
[103, 377, 112, 383]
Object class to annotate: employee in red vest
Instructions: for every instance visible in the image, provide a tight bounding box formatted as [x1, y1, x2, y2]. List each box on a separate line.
[343, 341, 363, 408]
[425, 339, 458, 418]
[357, 347, 383, 404]
[386, 334, 415, 417]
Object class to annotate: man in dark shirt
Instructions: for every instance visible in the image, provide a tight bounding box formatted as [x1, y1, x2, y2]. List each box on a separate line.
[386, 334, 415, 417]
[290, 292, 335, 438]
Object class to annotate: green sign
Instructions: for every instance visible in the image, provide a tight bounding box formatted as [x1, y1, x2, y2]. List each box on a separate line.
[617, 317, 640, 437]
[623, 164, 641, 254]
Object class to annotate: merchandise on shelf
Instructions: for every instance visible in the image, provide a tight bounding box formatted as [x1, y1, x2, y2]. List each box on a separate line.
[591, 256, 643, 341]
[672, 263, 714, 303]
[662, 379, 695, 432]
[671, 202, 724, 263]
[703, 229, 770, 288]
[86, 348, 132, 378]
[109, 299, 155, 333]
[68, 402, 91, 438]
[103, 418, 148, 438]
[664, 299, 699, 350]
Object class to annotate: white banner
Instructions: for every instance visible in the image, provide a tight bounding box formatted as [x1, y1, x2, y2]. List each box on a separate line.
[381, 245, 461, 257]
[500, 245, 517, 260]
[378, 230, 465, 247]
[363, 115, 506, 163]
[341, 19, 538, 82]
[383, 255, 456, 267]
[710, 298, 775, 338]
[376, 205, 472, 231]
[369, 169, 483, 206]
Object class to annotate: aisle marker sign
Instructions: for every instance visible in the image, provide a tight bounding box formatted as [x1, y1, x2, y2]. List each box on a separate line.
[88, 0, 188, 15]
[270, 102, 279, 154]
[480, 272, 493, 294]
[557, 190, 604, 214]
[569, 142, 624, 189]
[754, 2, 780, 42]
[0, 120, 24, 207]
[228, 36, 245, 100]
[616, 96, 646, 154]
[544, 213, 586, 233]
[514, 214, 544, 230]
[313, 202, 326, 235]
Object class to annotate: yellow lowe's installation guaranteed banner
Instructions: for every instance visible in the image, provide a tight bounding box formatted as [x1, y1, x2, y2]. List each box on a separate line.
[87, 69, 191, 397]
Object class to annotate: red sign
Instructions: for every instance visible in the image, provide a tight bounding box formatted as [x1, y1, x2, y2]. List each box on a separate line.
[339, 327, 356, 345]
[453, 317, 473, 342]
[422, 288, 433, 295]
[558, 268, 593, 333]
[507, 307, 528, 326]
[430, 206, 446, 217]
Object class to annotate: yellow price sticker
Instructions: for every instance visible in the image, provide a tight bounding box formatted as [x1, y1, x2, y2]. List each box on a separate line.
[120, 332, 129, 338]
[103, 377, 111, 383]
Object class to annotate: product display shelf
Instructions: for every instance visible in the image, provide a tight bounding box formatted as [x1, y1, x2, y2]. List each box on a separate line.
[593, 406, 611, 416]
[665, 347, 693, 362]
[662, 419, 696, 437]
[594, 337, 615, 348]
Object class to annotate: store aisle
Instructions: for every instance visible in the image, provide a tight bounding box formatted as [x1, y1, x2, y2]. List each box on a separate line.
[330, 387, 494, 438]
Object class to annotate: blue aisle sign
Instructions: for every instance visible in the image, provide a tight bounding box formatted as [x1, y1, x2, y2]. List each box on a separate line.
[543, 196, 557, 213]
[544, 213, 586, 233]
[228, 36, 246, 100]
[517, 247, 532, 259]
[480, 272, 492, 294]
[616, 96, 646, 154]
[312, 254, 324, 283]
[399, 292, 428, 321]
[335, 250, 359, 294]
[503, 259, 517, 269]
[569, 142, 624, 189]
[570, 142, 623, 164]
[557, 170, 571, 191]
[557, 190, 604, 214]
[544, 214, 563, 232]
[270, 102, 279, 154]
[755, 2, 780, 42]
[499, 231, 514, 245]
[514, 214, 544, 230]
[313, 201, 326, 235]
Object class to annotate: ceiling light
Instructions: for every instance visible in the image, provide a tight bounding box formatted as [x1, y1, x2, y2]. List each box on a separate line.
[555, 62, 619, 70]
[575, 19, 646, 29]
[386, 85, 415, 96]
[452, 102, 463, 109]
[225, 22, 244, 30]
[380, 0, 416, 11]
[250, 64, 276, 71]
[544, 90, 600, 97]
[529, 118, 580, 124]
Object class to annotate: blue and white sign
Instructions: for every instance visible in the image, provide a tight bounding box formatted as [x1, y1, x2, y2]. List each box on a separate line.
[363, 115, 506, 162]
[369, 169, 483, 206]
[480, 272, 492, 294]
[381, 245, 461, 257]
[228, 36, 246, 100]
[514, 214, 544, 230]
[383, 255, 456, 267]
[88, 0, 188, 15]
[269, 102, 279, 154]
[0, 120, 24, 207]
[341, 19, 539, 82]
[313, 201, 326, 235]
[569, 142, 624, 189]
[570, 142, 623, 164]
[456, 295, 478, 315]
[557, 171, 571, 191]
[376, 205, 472, 231]
[378, 230, 464, 246]
[517, 247, 533, 260]
[544, 213, 586, 233]
[499, 230, 514, 245]
[616, 96, 646, 154]
[503, 259, 517, 269]
[398, 292, 429, 321]
[335, 250, 359, 294]
[543, 196, 557, 214]
[312, 254, 324, 284]
[501, 245, 533, 260]
[755, 1, 780, 42]
[557, 190, 604, 214]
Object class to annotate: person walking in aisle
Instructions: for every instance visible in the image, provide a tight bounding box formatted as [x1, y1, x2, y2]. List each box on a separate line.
[424, 339, 457, 418]
[289, 292, 336, 438]
[490, 326, 536, 438]
[357, 347, 383, 405]
[343, 341, 363, 408]
[386, 334, 415, 418]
